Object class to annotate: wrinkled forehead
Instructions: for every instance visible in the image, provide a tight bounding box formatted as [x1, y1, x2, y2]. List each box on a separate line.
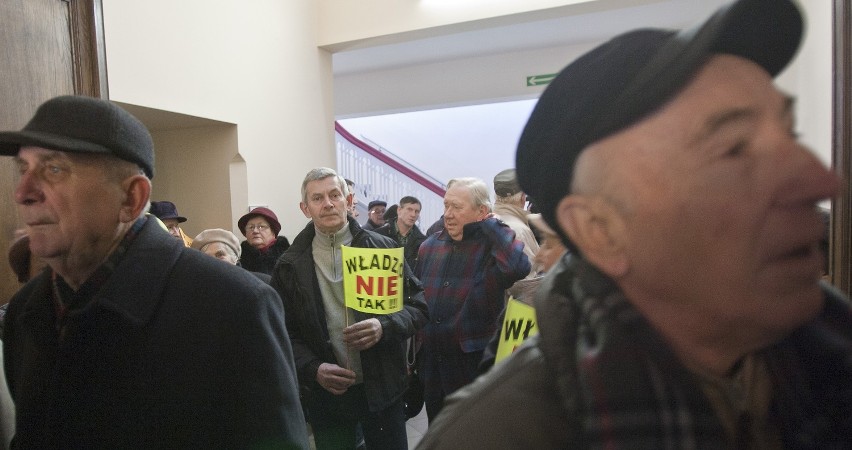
[16, 145, 107, 166]
[445, 184, 474, 202]
[306, 176, 344, 197]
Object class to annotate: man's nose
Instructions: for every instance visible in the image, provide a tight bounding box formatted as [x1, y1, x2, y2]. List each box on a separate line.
[14, 170, 43, 205]
[775, 142, 840, 207]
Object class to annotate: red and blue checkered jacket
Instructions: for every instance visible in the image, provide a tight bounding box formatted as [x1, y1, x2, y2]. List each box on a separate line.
[416, 217, 530, 402]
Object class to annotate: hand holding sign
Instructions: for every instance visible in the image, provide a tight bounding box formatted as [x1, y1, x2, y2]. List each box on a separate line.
[316, 362, 356, 395]
[343, 318, 383, 350]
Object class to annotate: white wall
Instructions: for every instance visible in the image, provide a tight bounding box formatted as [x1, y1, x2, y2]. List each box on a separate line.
[778, 0, 833, 167]
[319, 0, 659, 50]
[336, 0, 835, 168]
[335, 42, 597, 118]
[102, 0, 835, 242]
[102, 0, 335, 240]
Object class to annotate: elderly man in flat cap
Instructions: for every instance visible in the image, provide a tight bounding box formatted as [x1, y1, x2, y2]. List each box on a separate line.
[0, 95, 308, 449]
[492, 168, 539, 277]
[418, 0, 852, 448]
[362, 199, 387, 231]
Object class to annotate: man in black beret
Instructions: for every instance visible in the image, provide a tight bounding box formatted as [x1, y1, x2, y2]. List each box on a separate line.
[418, 0, 852, 448]
[0, 95, 309, 448]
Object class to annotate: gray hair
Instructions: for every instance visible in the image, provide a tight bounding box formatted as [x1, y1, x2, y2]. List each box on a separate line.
[94, 153, 151, 219]
[447, 177, 492, 211]
[301, 167, 349, 203]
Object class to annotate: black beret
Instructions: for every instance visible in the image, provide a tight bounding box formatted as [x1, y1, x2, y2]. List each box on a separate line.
[516, 0, 802, 248]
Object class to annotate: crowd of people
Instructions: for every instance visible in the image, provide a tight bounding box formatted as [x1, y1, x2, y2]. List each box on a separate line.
[0, 0, 850, 448]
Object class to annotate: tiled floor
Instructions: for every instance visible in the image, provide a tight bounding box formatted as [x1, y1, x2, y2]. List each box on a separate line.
[306, 406, 428, 449]
[406, 406, 428, 448]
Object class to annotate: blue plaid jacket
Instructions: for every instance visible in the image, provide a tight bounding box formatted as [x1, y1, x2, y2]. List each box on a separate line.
[416, 218, 530, 402]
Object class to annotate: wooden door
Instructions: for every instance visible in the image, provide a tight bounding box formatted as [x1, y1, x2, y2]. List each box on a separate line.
[0, 0, 106, 304]
[834, 0, 852, 297]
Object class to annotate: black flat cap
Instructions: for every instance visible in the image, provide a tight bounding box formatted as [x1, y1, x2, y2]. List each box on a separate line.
[516, 0, 802, 246]
[0, 95, 155, 178]
[368, 200, 387, 210]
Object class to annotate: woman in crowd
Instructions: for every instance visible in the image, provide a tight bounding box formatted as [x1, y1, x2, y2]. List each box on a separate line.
[237, 207, 290, 275]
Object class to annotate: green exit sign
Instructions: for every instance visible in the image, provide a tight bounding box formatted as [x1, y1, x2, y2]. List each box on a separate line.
[526, 73, 557, 87]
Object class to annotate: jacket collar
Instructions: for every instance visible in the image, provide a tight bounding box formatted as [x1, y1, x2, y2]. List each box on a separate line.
[20, 218, 183, 329]
[94, 218, 184, 326]
[286, 216, 365, 261]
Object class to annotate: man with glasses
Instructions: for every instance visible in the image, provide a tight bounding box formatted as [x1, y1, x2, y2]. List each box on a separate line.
[362, 200, 387, 231]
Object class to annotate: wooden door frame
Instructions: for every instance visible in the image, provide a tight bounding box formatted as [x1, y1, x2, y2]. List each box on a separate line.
[833, 0, 851, 296]
[69, 0, 108, 98]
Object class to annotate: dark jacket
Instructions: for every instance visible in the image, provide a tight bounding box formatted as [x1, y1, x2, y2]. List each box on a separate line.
[240, 235, 290, 275]
[362, 219, 382, 231]
[374, 220, 427, 272]
[270, 217, 429, 412]
[419, 255, 852, 449]
[3, 219, 309, 449]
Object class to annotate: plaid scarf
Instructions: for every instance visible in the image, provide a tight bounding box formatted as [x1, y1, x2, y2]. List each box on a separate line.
[537, 255, 852, 449]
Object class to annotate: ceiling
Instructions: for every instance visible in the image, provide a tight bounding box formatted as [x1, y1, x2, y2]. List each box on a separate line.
[333, 0, 729, 192]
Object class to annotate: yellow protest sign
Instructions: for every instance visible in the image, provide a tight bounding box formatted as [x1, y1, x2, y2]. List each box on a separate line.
[495, 297, 538, 364]
[342, 245, 405, 314]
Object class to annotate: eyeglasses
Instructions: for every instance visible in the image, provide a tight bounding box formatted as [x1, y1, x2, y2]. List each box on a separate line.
[247, 224, 269, 231]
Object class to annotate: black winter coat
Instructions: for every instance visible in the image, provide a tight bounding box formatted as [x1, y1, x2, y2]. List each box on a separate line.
[3, 219, 308, 449]
[270, 217, 429, 412]
[240, 235, 290, 275]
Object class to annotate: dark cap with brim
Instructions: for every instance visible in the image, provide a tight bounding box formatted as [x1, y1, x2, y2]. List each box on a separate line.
[515, 0, 802, 249]
[150, 201, 187, 223]
[0, 95, 155, 178]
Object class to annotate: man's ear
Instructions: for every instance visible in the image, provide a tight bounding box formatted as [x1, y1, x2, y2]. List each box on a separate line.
[555, 194, 629, 278]
[119, 175, 151, 223]
[477, 204, 489, 220]
[345, 193, 354, 210]
[299, 202, 312, 219]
